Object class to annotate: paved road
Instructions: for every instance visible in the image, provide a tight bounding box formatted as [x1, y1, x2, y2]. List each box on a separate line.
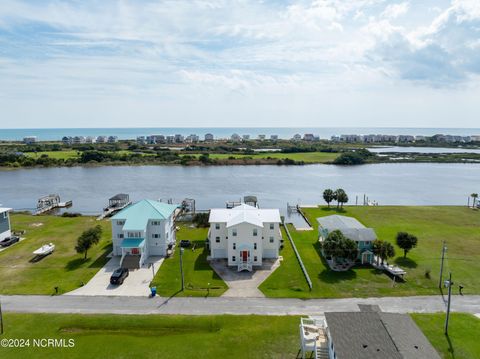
[1, 295, 479, 316]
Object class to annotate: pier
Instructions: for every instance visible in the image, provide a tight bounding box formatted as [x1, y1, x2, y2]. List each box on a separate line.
[34, 194, 72, 215]
[97, 194, 131, 220]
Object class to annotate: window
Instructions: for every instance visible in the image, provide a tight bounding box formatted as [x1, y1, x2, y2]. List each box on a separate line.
[2, 212, 7, 219]
[232, 256, 236, 262]
[232, 229, 237, 237]
[152, 234, 159, 238]
[254, 243, 257, 250]
[117, 220, 125, 226]
[270, 223, 274, 230]
[365, 241, 370, 245]
[166, 232, 169, 238]
[269, 237, 274, 243]
[254, 256, 258, 262]
[117, 233, 124, 239]
[233, 243, 236, 250]
[216, 236, 220, 243]
[152, 221, 161, 226]
[215, 223, 220, 230]
[253, 228, 258, 236]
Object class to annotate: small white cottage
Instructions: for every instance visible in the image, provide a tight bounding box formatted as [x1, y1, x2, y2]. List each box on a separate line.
[111, 200, 179, 267]
[208, 204, 282, 271]
[0, 207, 12, 241]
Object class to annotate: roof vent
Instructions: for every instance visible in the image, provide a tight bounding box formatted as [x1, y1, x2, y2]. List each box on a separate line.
[414, 345, 419, 349]
[362, 345, 368, 349]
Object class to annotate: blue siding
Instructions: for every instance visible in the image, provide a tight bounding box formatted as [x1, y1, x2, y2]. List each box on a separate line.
[0, 212, 10, 234]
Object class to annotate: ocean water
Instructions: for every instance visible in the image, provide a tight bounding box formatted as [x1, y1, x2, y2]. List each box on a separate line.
[1, 127, 480, 141]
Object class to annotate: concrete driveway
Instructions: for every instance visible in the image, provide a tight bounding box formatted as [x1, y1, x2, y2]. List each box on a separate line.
[65, 256, 164, 297]
[210, 258, 281, 297]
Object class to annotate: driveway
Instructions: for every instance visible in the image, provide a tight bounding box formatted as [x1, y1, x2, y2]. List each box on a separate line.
[210, 259, 281, 297]
[65, 256, 164, 297]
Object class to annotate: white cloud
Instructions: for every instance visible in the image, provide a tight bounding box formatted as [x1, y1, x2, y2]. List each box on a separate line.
[381, 2, 410, 19]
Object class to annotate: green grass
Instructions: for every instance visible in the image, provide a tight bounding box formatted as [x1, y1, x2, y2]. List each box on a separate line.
[262, 206, 480, 298]
[0, 313, 300, 359]
[151, 224, 227, 297]
[412, 313, 480, 358]
[187, 152, 339, 163]
[23, 151, 80, 160]
[0, 214, 112, 295]
[259, 226, 310, 295]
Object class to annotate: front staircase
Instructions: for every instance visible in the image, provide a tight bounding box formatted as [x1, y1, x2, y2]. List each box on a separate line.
[237, 261, 253, 272]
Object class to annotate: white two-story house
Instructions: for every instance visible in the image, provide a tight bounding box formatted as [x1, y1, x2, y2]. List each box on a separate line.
[208, 204, 282, 271]
[111, 200, 179, 268]
[0, 207, 12, 241]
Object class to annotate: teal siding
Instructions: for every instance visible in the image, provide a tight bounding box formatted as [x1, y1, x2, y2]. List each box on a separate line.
[0, 213, 10, 234]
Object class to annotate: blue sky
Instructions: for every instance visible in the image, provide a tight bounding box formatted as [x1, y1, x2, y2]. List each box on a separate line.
[0, 0, 479, 128]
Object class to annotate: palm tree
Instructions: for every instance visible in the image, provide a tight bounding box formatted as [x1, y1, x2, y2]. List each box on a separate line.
[323, 189, 335, 208]
[471, 193, 478, 208]
[335, 189, 349, 208]
[372, 239, 395, 265]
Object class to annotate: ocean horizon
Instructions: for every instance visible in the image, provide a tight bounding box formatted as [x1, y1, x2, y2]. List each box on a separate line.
[1, 127, 480, 141]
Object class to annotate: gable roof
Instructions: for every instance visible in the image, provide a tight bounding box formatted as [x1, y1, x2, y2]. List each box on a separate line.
[111, 200, 179, 231]
[209, 204, 281, 228]
[317, 215, 377, 242]
[324, 312, 440, 359]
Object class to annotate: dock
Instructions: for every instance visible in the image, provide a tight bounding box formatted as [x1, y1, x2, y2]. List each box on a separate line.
[35, 194, 72, 215]
[97, 194, 131, 220]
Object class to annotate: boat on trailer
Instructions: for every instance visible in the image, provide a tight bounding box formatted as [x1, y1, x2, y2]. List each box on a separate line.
[33, 243, 55, 257]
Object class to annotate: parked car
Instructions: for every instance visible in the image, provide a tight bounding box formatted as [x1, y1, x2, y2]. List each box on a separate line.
[0, 236, 20, 247]
[180, 240, 191, 248]
[110, 267, 129, 285]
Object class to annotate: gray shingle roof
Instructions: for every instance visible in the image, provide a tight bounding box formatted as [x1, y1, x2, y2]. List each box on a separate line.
[324, 312, 440, 359]
[317, 215, 377, 242]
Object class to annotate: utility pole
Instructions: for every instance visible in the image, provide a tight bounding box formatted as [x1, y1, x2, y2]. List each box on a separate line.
[445, 272, 453, 335]
[439, 241, 447, 289]
[180, 247, 185, 291]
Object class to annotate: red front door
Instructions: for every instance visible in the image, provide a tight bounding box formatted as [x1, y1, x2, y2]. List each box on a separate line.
[241, 250, 248, 262]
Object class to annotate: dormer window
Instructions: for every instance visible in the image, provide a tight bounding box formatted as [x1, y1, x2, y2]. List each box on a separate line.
[232, 229, 237, 237]
[253, 228, 258, 236]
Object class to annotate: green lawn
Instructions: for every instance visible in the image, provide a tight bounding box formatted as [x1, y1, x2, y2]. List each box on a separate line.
[412, 313, 480, 359]
[262, 206, 480, 298]
[0, 313, 300, 359]
[187, 151, 339, 163]
[23, 150, 80, 160]
[151, 224, 227, 297]
[0, 214, 112, 295]
[259, 226, 310, 296]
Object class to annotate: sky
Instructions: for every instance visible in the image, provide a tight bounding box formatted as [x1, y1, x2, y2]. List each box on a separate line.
[0, 0, 480, 129]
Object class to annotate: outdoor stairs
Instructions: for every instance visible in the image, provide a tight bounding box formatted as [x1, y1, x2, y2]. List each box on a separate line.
[316, 347, 329, 359]
[237, 262, 253, 272]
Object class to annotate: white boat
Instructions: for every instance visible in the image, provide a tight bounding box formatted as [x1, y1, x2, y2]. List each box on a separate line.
[33, 243, 55, 256]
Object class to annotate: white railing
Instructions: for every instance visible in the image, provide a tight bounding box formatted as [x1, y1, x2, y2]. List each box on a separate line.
[237, 262, 253, 272]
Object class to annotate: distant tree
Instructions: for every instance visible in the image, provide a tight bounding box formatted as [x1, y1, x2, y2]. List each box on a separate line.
[321, 230, 358, 262]
[199, 153, 211, 164]
[471, 193, 478, 207]
[372, 240, 396, 265]
[193, 213, 210, 227]
[323, 189, 335, 208]
[75, 225, 103, 259]
[396, 232, 418, 258]
[335, 189, 349, 208]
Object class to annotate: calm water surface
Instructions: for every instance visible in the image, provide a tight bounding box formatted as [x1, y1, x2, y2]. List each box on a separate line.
[1, 164, 478, 215]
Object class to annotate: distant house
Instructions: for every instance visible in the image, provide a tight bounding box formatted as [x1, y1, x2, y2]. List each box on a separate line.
[231, 133, 241, 141]
[317, 215, 376, 264]
[258, 134, 266, 140]
[270, 135, 278, 140]
[111, 200, 179, 267]
[300, 312, 441, 359]
[85, 136, 96, 144]
[0, 208, 12, 241]
[73, 136, 86, 144]
[303, 133, 315, 141]
[108, 136, 118, 143]
[208, 204, 282, 271]
[96, 136, 108, 143]
[204, 133, 214, 142]
[23, 136, 37, 144]
[292, 134, 302, 141]
[62, 136, 73, 145]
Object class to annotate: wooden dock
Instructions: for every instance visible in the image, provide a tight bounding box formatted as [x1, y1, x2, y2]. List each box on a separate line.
[96, 194, 131, 220]
[34, 194, 72, 215]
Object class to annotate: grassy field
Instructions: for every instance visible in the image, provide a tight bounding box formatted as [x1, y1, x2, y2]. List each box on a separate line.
[187, 151, 339, 163]
[0, 313, 300, 359]
[0, 214, 111, 295]
[262, 206, 480, 298]
[151, 224, 227, 297]
[23, 150, 80, 160]
[412, 313, 480, 359]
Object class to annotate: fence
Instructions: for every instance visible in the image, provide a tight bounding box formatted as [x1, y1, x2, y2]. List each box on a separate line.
[282, 222, 313, 291]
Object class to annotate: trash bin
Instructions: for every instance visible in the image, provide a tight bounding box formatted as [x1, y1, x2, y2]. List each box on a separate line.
[150, 286, 157, 297]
